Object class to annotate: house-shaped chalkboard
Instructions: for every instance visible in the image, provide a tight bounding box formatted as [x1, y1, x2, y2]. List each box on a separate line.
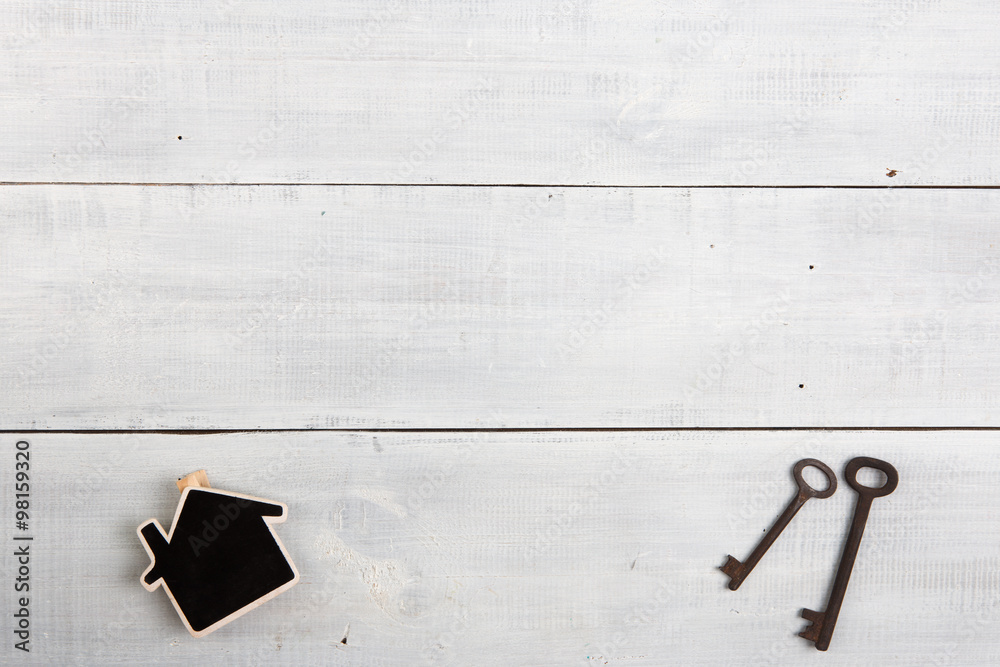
[137, 472, 299, 637]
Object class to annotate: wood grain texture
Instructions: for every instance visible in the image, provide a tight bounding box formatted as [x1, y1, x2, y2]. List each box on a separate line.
[3, 430, 997, 665]
[4, 2, 999, 661]
[1, 0, 997, 185]
[3, 185, 1000, 429]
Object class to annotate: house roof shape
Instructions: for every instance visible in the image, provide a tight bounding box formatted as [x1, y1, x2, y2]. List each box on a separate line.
[137, 483, 299, 637]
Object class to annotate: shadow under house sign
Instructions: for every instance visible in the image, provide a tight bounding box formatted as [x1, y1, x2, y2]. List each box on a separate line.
[137, 470, 299, 637]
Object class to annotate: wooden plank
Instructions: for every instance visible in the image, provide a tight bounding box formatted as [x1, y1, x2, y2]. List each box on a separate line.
[1, 0, 997, 185]
[4, 430, 998, 664]
[4, 185, 1000, 429]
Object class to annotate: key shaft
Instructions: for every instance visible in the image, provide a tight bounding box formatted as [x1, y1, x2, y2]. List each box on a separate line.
[722, 491, 807, 590]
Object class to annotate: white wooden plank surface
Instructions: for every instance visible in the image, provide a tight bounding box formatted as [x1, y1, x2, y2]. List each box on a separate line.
[1, 0, 997, 185]
[3, 430, 997, 665]
[5, 0, 997, 663]
[4, 185, 1000, 429]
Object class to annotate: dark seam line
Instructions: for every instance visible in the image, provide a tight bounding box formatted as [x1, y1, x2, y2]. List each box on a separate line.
[3, 426, 1000, 435]
[2, 183, 1000, 189]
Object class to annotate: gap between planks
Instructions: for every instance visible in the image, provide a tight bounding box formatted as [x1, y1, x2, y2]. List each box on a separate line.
[4, 182, 1000, 189]
[5, 426, 1000, 434]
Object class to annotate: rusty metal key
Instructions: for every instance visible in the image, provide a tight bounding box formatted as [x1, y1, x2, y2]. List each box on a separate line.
[799, 456, 898, 651]
[721, 458, 837, 591]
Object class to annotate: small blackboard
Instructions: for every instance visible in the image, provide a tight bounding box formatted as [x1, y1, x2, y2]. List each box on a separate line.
[137, 476, 299, 637]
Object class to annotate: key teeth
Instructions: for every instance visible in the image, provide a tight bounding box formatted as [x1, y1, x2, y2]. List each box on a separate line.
[719, 555, 745, 590]
[800, 608, 823, 622]
[798, 608, 824, 642]
[719, 555, 742, 577]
